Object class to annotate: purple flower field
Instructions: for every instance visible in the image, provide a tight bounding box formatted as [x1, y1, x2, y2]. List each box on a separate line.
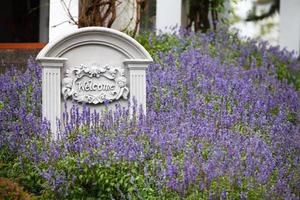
[0, 29, 300, 199]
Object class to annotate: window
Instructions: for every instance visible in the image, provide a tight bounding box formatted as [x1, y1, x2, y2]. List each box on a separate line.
[0, 0, 49, 44]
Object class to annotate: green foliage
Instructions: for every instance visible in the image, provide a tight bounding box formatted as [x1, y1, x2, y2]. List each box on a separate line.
[0, 148, 44, 197]
[136, 32, 180, 57]
[43, 158, 158, 199]
[0, 101, 4, 110]
[275, 61, 300, 90]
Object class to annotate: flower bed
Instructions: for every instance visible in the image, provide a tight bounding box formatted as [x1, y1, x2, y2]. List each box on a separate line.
[0, 29, 300, 199]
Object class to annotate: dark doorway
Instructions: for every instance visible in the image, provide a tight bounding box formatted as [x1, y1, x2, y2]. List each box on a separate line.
[0, 0, 41, 42]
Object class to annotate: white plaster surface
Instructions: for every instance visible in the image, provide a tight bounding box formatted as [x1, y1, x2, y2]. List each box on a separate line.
[49, 0, 79, 42]
[279, 0, 300, 56]
[156, 0, 182, 33]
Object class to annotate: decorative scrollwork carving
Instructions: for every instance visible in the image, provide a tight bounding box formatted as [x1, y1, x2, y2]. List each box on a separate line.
[62, 63, 129, 104]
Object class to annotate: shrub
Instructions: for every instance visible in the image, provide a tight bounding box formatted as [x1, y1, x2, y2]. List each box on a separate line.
[0, 29, 300, 199]
[137, 28, 300, 90]
[0, 177, 32, 200]
[0, 59, 44, 196]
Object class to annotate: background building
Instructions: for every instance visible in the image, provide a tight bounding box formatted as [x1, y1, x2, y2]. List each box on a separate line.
[0, 0, 299, 72]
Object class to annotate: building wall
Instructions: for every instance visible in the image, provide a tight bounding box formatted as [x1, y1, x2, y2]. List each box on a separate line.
[279, 0, 300, 56]
[0, 49, 42, 73]
[49, 0, 79, 42]
[156, 0, 182, 33]
[49, 0, 138, 42]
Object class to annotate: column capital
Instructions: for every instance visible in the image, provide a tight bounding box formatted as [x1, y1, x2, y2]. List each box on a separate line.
[124, 59, 152, 70]
[37, 57, 67, 68]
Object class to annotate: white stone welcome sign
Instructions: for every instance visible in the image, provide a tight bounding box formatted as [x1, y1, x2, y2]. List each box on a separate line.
[36, 27, 153, 133]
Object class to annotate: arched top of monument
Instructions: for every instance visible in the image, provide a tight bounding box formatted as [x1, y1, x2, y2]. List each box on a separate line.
[36, 27, 153, 61]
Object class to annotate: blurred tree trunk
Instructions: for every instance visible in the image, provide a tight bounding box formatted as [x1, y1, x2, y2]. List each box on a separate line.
[140, 0, 156, 31]
[78, 0, 118, 28]
[246, 0, 280, 21]
[77, 0, 143, 37]
[187, 0, 223, 32]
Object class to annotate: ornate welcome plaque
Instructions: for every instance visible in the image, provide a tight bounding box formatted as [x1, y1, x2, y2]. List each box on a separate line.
[62, 64, 129, 104]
